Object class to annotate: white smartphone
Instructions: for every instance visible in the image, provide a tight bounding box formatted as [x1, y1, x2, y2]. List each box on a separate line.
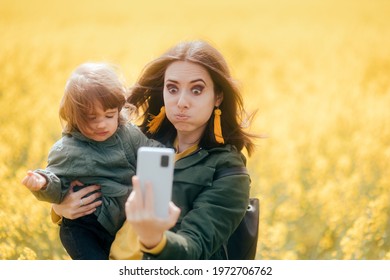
[136, 147, 175, 218]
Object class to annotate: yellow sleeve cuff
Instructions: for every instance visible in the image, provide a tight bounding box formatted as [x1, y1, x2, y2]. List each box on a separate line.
[109, 222, 143, 260]
[139, 233, 167, 255]
[50, 206, 63, 225]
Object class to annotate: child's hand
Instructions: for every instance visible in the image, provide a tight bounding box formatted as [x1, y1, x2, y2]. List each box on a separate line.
[21, 171, 47, 191]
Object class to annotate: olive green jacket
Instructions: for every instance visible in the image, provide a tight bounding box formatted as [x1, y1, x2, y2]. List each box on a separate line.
[144, 144, 250, 260]
[32, 123, 161, 236]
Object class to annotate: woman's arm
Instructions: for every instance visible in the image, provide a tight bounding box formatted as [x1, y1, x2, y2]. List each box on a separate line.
[145, 151, 250, 260]
[51, 182, 102, 220]
[123, 154, 250, 260]
[125, 176, 181, 248]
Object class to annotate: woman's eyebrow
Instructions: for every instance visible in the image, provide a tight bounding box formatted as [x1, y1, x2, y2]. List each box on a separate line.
[165, 78, 206, 85]
[190, 79, 206, 85]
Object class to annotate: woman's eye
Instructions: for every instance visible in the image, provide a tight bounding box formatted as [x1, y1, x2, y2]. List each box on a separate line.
[192, 86, 204, 95]
[167, 85, 178, 94]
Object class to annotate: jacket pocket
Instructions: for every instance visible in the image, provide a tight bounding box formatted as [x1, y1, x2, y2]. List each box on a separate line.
[172, 166, 215, 224]
[174, 166, 215, 187]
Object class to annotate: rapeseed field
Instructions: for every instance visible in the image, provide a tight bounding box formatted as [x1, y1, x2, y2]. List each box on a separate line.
[1, 0, 389, 259]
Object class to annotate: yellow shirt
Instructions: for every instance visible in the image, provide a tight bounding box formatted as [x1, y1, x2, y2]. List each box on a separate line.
[109, 142, 199, 259]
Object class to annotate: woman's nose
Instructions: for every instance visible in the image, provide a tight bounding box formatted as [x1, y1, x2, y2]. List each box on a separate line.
[177, 92, 189, 108]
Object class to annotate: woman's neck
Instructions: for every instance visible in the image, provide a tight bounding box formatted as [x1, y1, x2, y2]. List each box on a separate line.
[176, 133, 201, 153]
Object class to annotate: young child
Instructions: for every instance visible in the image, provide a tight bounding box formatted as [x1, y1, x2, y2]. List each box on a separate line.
[21, 62, 161, 260]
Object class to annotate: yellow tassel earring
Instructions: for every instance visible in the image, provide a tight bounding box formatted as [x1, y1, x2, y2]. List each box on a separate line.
[214, 108, 224, 144]
[147, 106, 165, 134]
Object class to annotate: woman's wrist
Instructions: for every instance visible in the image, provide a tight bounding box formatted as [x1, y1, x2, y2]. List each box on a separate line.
[139, 232, 167, 254]
[139, 232, 164, 249]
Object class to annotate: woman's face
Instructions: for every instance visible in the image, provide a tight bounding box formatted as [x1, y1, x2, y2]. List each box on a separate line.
[163, 61, 222, 140]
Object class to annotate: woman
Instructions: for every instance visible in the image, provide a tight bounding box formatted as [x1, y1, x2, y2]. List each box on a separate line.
[53, 40, 257, 259]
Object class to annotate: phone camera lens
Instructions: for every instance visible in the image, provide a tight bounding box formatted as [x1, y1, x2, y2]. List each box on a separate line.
[160, 155, 169, 167]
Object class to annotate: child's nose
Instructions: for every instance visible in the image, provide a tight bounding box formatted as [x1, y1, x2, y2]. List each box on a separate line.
[96, 120, 106, 128]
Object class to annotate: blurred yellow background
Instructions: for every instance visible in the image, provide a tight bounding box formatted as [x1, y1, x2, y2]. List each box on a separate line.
[1, 0, 389, 260]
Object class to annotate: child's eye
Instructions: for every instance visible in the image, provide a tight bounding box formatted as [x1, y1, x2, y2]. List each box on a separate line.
[105, 109, 117, 118]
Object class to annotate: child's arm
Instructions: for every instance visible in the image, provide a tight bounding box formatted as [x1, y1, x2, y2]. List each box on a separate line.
[21, 171, 48, 191]
[125, 123, 165, 148]
[21, 169, 63, 203]
[23, 138, 70, 203]
[27, 169, 64, 203]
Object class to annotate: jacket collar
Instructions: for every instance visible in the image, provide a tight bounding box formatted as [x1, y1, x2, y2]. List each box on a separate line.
[174, 144, 235, 170]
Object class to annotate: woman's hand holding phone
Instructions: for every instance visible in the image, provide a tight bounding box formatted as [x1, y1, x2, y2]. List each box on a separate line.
[125, 175, 181, 249]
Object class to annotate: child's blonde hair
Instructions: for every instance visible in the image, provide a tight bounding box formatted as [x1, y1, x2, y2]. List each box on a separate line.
[60, 62, 127, 133]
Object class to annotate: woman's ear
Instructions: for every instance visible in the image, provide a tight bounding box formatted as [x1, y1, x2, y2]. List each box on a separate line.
[215, 92, 224, 107]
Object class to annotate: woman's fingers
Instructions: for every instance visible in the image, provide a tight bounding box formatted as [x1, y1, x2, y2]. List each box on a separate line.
[127, 176, 144, 221]
[133, 176, 156, 218]
[68, 185, 102, 212]
[127, 175, 158, 222]
[75, 185, 102, 200]
[125, 177, 180, 249]
[144, 181, 155, 215]
[74, 202, 101, 218]
[79, 196, 102, 211]
[168, 201, 181, 227]
[70, 180, 84, 188]
[73, 186, 102, 216]
[51, 182, 102, 220]
[131, 176, 144, 210]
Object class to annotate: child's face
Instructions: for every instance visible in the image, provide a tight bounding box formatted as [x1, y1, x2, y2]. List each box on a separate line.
[80, 102, 119, 142]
